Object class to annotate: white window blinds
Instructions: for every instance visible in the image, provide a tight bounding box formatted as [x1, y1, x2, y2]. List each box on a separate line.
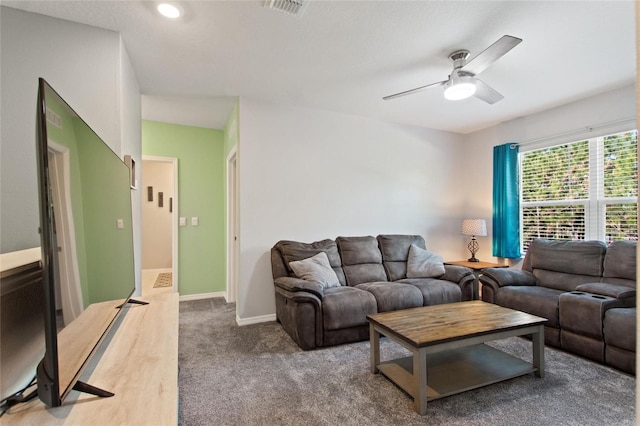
[519, 130, 637, 252]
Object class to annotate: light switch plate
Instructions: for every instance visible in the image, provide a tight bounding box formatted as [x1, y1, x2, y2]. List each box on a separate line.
[116, 219, 124, 229]
[179, 217, 186, 227]
[191, 217, 199, 226]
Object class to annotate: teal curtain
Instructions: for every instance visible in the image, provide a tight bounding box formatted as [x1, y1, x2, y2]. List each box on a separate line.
[492, 143, 521, 258]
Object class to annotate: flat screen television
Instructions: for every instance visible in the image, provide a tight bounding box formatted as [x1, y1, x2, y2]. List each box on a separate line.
[34, 78, 137, 407]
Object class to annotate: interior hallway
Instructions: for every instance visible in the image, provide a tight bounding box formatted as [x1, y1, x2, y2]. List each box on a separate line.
[142, 269, 173, 297]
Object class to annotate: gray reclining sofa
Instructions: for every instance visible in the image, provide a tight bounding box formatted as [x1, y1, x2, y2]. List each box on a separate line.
[271, 234, 474, 350]
[480, 238, 636, 374]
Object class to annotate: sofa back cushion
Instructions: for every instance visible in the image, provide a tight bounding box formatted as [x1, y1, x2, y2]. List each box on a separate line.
[602, 240, 637, 288]
[272, 239, 346, 285]
[377, 234, 426, 281]
[525, 239, 607, 291]
[336, 236, 387, 286]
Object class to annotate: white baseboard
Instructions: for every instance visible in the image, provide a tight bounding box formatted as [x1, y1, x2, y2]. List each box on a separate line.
[178, 292, 277, 325]
[236, 313, 277, 326]
[179, 291, 226, 302]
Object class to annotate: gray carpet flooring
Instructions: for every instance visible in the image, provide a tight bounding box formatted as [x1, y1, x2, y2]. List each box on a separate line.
[178, 298, 635, 425]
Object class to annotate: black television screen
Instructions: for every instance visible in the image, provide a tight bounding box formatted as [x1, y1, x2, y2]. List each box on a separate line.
[34, 78, 136, 407]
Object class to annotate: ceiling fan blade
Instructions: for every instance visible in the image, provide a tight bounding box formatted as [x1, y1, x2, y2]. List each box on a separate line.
[460, 35, 522, 76]
[383, 80, 446, 100]
[474, 79, 504, 104]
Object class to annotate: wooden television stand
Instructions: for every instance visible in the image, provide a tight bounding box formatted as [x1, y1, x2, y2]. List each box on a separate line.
[1, 292, 178, 425]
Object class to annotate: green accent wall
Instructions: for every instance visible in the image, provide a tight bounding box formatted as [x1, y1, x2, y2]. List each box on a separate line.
[45, 89, 134, 307]
[142, 120, 225, 296]
[74, 122, 134, 304]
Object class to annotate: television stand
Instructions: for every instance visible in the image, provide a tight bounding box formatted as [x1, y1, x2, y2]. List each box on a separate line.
[1, 292, 178, 424]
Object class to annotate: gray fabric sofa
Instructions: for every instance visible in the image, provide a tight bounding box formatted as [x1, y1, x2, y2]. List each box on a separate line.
[480, 238, 636, 374]
[271, 234, 475, 350]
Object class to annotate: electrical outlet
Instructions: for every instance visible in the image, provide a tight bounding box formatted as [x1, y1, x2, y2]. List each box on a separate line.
[116, 219, 124, 229]
[191, 217, 199, 226]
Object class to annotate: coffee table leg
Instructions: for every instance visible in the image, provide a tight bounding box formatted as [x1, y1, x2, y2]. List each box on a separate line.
[370, 324, 380, 374]
[532, 325, 545, 378]
[413, 348, 427, 415]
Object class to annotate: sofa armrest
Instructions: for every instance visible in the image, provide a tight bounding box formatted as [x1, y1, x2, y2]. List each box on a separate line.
[441, 265, 474, 283]
[480, 268, 536, 288]
[274, 276, 324, 299]
[576, 282, 636, 302]
[439, 265, 475, 301]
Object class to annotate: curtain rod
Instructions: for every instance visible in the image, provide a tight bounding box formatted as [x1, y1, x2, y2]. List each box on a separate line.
[511, 116, 636, 149]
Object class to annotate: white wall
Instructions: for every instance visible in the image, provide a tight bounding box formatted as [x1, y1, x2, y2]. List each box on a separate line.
[0, 7, 142, 292]
[1, 7, 120, 251]
[237, 98, 468, 319]
[463, 84, 636, 263]
[119, 39, 142, 295]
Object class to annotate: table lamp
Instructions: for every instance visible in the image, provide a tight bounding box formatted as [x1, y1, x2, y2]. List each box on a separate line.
[461, 219, 487, 262]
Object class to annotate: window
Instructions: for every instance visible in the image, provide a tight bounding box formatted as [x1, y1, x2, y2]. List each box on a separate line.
[520, 130, 638, 252]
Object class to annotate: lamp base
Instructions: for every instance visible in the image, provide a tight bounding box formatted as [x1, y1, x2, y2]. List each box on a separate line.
[467, 237, 480, 263]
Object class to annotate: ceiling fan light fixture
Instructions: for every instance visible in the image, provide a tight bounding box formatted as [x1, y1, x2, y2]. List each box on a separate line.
[444, 76, 477, 101]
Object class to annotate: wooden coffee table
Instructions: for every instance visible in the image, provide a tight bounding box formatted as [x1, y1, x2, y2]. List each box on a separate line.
[367, 301, 546, 415]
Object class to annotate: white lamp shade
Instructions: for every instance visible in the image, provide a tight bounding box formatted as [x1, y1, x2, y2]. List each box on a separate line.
[461, 219, 487, 237]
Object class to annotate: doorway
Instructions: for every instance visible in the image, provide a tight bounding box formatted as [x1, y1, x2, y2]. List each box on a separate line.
[48, 141, 83, 324]
[141, 156, 178, 295]
[226, 147, 238, 303]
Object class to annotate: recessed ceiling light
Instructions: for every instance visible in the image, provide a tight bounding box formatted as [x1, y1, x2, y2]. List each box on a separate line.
[157, 3, 181, 19]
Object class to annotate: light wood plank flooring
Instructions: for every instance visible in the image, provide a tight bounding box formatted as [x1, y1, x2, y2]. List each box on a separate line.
[142, 269, 174, 296]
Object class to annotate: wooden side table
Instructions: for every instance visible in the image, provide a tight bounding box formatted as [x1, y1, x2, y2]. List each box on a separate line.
[444, 260, 508, 300]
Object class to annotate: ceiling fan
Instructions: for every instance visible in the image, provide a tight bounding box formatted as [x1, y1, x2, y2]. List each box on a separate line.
[383, 35, 522, 104]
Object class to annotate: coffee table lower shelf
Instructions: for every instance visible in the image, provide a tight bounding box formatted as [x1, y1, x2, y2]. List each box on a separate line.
[377, 343, 537, 401]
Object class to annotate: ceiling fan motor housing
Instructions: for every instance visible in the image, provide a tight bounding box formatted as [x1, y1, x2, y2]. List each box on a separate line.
[449, 50, 471, 71]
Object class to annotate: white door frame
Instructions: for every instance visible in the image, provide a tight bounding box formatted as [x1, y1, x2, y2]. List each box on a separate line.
[226, 146, 238, 303]
[141, 155, 179, 292]
[48, 140, 84, 323]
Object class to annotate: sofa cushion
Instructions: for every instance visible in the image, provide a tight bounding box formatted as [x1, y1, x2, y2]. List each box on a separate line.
[275, 239, 346, 285]
[398, 278, 462, 305]
[533, 269, 606, 292]
[526, 239, 607, 277]
[355, 282, 423, 312]
[603, 240, 637, 285]
[496, 286, 564, 328]
[322, 286, 377, 330]
[377, 234, 425, 281]
[406, 244, 445, 278]
[336, 236, 387, 286]
[288, 252, 341, 289]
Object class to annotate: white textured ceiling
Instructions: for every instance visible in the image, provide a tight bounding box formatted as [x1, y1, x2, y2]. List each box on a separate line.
[3, 1, 636, 133]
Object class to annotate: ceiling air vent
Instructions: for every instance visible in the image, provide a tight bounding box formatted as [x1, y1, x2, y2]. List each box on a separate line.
[264, 0, 308, 16]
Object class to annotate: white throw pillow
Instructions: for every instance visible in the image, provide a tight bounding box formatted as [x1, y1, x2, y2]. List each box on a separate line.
[406, 244, 446, 278]
[288, 252, 341, 289]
